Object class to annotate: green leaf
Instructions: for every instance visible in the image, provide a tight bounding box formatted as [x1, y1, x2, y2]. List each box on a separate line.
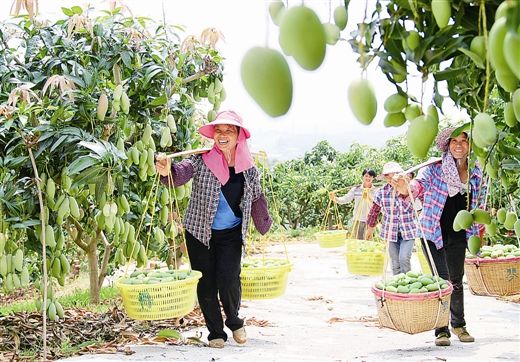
[149, 94, 167, 106]
[433, 67, 465, 81]
[458, 48, 485, 69]
[157, 329, 181, 339]
[68, 156, 99, 175]
[502, 159, 520, 170]
[61, 7, 73, 16]
[71, 6, 83, 15]
[12, 220, 41, 229]
[79, 141, 108, 158]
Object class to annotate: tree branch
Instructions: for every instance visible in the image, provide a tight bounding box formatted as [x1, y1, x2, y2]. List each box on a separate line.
[68, 217, 89, 251]
[97, 231, 112, 289]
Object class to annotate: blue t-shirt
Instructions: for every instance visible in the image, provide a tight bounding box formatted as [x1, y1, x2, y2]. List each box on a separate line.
[211, 167, 245, 230]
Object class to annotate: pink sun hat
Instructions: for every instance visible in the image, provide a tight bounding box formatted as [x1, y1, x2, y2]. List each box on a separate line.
[198, 110, 251, 139]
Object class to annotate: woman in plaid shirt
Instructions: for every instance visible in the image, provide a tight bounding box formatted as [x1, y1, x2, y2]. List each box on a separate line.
[396, 127, 485, 347]
[156, 111, 272, 349]
[366, 162, 418, 275]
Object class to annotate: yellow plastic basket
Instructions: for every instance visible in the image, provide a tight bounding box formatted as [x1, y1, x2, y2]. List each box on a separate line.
[344, 239, 386, 276]
[345, 251, 386, 276]
[315, 230, 347, 248]
[241, 258, 292, 300]
[116, 270, 202, 320]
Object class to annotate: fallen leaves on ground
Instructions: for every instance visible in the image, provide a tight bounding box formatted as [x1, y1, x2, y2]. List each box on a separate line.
[304, 295, 332, 303]
[327, 315, 379, 326]
[0, 306, 207, 361]
[245, 316, 272, 327]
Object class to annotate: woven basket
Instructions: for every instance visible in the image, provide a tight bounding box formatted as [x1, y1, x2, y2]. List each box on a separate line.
[372, 283, 453, 334]
[315, 230, 347, 248]
[464, 256, 520, 296]
[241, 258, 292, 300]
[116, 270, 202, 320]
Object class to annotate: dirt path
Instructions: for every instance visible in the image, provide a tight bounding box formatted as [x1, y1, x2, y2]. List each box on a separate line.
[62, 242, 520, 361]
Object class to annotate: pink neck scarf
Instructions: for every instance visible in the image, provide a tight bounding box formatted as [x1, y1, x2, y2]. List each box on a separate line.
[441, 151, 468, 197]
[202, 128, 254, 185]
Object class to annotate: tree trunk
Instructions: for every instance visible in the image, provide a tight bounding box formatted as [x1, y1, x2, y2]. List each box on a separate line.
[87, 236, 100, 304]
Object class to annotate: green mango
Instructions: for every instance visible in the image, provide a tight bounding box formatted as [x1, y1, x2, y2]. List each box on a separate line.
[496, 69, 518, 93]
[504, 102, 518, 127]
[406, 115, 438, 158]
[333, 5, 348, 30]
[323, 23, 340, 45]
[432, 0, 451, 29]
[488, 18, 515, 74]
[404, 104, 422, 120]
[348, 79, 377, 125]
[504, 212, 518, 230]
[503, 29, 520, 80]
[397, 285, 409, 294]
[384, 112, 406, 127]
[515, 219, 520, 237]
[512, 89, 520, 122]
[497, 208, 507, 224]
[384, 93, 408, 113]
[279, 6, 326, 70]
[486, 221, 497, 237]
[472, 113, 497, 148]
[406, 31, 420, 50]
[241, 47, 292, 117]
[470, 35, 486, 61]
[472, 209, 491, 225]
[269, 0, 285, 26]
[467, 235, 481, 255]
[454, 210, 473, 230]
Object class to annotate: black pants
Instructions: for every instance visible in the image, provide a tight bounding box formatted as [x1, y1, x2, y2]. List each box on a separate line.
[185, 226, 244, 341]
[421, 237, 467, 337]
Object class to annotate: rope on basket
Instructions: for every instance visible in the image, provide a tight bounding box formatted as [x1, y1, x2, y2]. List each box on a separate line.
[246, 151, 289, 263]
[403, 180, 446, 328]
[378, 181, 447, 331]
[122, 156, 194, 278]
[348, 188, 373, 240]
[321, 197, 345, 231]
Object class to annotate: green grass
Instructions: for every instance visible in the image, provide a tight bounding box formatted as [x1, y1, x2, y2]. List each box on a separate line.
[0, 286, 120, 316]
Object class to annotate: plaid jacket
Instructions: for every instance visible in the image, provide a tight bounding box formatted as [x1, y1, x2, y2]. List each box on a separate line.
[367, 183, 418, 242]
[412, 162, 485, 249]
[161, 155, 272, 247]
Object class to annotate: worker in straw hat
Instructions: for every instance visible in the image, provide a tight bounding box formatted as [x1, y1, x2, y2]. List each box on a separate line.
[393, 126, 486, 347]
[156, 110, 272, 348]
[366, 161, 418, 276]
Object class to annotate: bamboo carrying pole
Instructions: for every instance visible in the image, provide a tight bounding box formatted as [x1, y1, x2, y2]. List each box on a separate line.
[165, 147, 212, 159]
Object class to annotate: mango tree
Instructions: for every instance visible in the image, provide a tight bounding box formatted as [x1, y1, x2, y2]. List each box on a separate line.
[248, 1, 519, 243]
[0, 4, 225, 312]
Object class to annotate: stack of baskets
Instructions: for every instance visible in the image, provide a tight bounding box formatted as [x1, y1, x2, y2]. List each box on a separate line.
[241, 258, 292, 300]
[315, 229, 347, 248]
[116, 270, 202, 320]
[464, 256, 520, 297]
[372, 283, 453, 334]
[345, 239, 386, 276]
